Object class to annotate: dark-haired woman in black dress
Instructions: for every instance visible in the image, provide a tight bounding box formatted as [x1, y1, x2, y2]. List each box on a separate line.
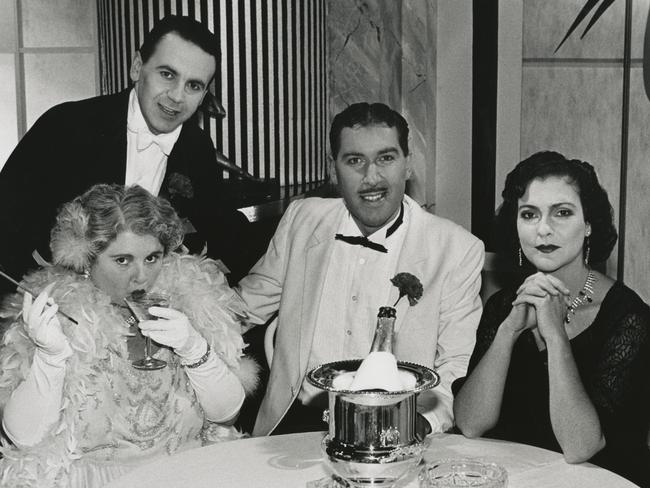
[453, 151, 650, 486]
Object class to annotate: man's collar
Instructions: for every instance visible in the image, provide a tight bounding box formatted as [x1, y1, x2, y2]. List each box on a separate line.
[385, 203, 404, 238]
[341, 201, 406, 245]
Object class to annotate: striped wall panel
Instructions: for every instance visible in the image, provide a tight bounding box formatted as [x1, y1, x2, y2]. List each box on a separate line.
[97, 0, 328, 190]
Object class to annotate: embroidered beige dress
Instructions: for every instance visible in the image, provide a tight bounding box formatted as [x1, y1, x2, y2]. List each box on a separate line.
[64, 349, 206, 486]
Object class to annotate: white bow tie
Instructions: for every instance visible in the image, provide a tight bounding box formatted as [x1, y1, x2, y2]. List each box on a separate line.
[136, 130, 175, 155]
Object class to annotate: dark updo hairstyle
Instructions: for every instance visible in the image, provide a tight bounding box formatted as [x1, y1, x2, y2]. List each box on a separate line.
[495, 151, 617, 267]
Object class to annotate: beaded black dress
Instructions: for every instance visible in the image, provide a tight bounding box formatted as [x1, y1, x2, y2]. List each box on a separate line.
[453, 281, 650, 487]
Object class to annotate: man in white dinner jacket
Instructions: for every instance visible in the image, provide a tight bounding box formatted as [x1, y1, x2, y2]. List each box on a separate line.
[237, 102, 484, 436]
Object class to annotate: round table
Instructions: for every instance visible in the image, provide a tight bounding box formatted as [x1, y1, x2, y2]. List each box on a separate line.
[105, 432, 637, 488]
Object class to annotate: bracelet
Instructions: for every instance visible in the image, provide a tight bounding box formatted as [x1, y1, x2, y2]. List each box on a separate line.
[183, 343, 211, 369]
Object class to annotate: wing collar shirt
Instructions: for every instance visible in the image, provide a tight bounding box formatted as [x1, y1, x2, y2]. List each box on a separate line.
[125, 89, 182, 195]
[299, 199, 410, 406]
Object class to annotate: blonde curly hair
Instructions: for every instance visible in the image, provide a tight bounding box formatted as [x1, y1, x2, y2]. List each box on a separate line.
[50, 184, 185, 272]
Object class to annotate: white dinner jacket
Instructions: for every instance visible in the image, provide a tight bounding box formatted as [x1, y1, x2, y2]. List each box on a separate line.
[237, 196, 485, 436]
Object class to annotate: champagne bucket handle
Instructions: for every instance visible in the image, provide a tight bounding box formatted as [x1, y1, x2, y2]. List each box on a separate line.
[322, 409, 330, 424]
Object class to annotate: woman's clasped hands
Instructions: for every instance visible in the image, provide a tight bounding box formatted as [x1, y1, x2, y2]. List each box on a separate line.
[506, 272, 571, 342]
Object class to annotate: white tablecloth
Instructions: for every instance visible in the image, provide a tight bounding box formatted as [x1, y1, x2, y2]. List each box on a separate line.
[105, 432, 637, 488]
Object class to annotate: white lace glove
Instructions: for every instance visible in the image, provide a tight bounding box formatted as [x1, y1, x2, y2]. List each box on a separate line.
[139, 306, 207, 363]
[22, 282, 72, 365]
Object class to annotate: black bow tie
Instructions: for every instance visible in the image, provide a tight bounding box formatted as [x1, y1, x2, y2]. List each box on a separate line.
[334, 203, 405, 253]
[334, 234, 388, 253]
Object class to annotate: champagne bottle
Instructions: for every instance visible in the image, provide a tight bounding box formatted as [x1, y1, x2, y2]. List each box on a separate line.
[370, 306, 397, 352]
[349, 306, 404, 391]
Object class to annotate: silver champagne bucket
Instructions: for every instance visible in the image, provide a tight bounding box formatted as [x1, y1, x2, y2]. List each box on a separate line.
[307, 359, 440, 487]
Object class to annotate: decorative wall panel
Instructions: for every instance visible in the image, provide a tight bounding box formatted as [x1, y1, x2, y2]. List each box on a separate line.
[523, 0, 625, 59]
[0, 0, 16, 50]
[625, 68, 650, 300]
[0, 1, 98, 173]
[0, 55, 17, 167]
[520, 64, 623, 275]
[23, 53, 97, 127]
[520, 65, 622, 200]
[22, 0, 96, 48]
[515, 0, 631, 278]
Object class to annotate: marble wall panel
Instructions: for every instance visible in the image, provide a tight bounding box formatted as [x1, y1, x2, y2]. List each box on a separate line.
[523, 0, 625, 59]
[22, 0, 95, 48]
[401, 0, 436, 206]
[23, 53, 96, 128]
[631, 0, 650, 59]
[0, 0, 16, 51]
[0, 54, 17, 172]
[327, 0, 474, 226]
[327, 0, 402, 119]
[623, 67, 650, 300]
[327, 0, 444, 212]
[520, 65, 623, 275]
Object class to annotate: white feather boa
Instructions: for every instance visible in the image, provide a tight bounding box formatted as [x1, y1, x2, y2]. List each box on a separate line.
[0, 253, 259, 487]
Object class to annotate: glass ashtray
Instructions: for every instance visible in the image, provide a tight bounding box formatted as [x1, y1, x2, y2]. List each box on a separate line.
[419, 458, 508, 487]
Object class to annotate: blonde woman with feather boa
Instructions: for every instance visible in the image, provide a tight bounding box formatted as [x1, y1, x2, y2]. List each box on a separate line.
[0, 184, 258, 487]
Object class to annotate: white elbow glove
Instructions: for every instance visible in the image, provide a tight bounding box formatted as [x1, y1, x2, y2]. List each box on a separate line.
[22, 283, 72, 365]
[184, 353, 245, 423]
[138, 306, 207, 363]
[5, 283, 72, 447]
[137, 306, 244, 421]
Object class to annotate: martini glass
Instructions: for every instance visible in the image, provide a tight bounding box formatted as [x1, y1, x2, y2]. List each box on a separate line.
[124, 292, 169, 370]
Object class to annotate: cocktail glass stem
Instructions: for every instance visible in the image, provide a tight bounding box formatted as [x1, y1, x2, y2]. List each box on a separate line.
[144, 336, 153, 360]
[124, 294, 168, 371]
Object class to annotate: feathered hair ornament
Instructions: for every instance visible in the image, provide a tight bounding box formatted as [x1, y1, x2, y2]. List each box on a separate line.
[49, 200, 94, 273]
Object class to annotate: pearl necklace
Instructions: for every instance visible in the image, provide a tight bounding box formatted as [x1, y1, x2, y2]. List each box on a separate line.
[564, 270, 597, 324]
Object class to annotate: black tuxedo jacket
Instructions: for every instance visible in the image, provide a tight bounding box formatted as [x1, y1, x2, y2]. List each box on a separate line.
[0, 90, 252, 288]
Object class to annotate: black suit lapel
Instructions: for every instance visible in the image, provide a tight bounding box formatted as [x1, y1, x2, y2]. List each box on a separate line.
[165, 124, 191, 175]
[93, 90, 130, 184]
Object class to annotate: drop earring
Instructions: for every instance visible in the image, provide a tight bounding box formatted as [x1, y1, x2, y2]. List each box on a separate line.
[83, 268, 90, 279]
[584, 236, 591, 265]
[518, 247, 523, 267]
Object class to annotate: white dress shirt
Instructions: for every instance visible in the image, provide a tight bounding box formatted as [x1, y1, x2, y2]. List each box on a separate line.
[299, 201, 410, 406]
[125, 89, 182, 195]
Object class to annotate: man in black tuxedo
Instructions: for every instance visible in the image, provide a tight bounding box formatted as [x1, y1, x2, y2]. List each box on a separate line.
[0, 15, 252, 292]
